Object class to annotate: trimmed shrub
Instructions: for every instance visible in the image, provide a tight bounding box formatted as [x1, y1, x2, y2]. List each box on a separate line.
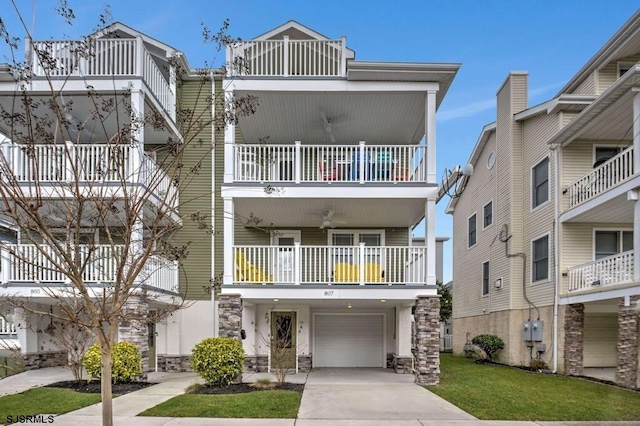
[191, 337, 245, 386]
[471, 334, 505, 360]
[529, 359, 549, 371]
[82, 341, 142, 383]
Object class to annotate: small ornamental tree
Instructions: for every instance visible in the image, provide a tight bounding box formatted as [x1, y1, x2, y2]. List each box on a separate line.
[191, 337, 245, 387]
[436, 281, 452, 322]
[471, 334, 505, 361]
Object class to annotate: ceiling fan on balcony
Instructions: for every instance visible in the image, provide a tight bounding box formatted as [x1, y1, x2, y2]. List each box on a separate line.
[319, 210, 347, 229]
[320, 111, 338, 143]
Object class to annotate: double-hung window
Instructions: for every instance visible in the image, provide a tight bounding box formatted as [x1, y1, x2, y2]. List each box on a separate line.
[468, 214, 477, 247]
[532, 158, 549, 209]
[532, 235, 549, 282]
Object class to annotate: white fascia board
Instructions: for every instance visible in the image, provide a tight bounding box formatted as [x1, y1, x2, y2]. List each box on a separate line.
[514, 95, 597, 121]
[221, 185, 436, 199]
[221, 286, 437, 300]
[224, 79, 439, 93]
[560, 284, 640, 305]
[16, 78, 144, 94]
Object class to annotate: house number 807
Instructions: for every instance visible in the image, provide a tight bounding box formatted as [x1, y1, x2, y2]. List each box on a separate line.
[323, 291, 334, 296]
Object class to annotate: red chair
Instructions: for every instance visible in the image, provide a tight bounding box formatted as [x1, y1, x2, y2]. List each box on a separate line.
[319, 162, 338, 180]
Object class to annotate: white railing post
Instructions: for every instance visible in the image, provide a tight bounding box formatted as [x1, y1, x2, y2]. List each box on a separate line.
[359, 141, 366, 184]
[0, 242, 9, 284]
[168, 59, 177, 121]
[283, 36, 290, 77]
[358, 242, 365, 285]
[135, 36, 144, 76]
[294, 141, 301, 184]
[294, 242, 301, 285]
[340, 36, 347, 76]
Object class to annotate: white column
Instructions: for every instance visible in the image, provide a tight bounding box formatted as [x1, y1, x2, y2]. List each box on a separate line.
[15, 307, 38, 355]
[425, 198, 436, 286]
[425, 90, 437, 184]
[223, 197, 234, 285]
[168, 59, 177, 121]
[130, 90, 146, 184]
[396, 304, 413, 357]
[283, 36, 290, 77]
[294, 141, 301, 184]
[634, 92, 640, 281]
[224, 89, 236, 183]
[294, 242, 301, 285]
[359, 141, 366, 184]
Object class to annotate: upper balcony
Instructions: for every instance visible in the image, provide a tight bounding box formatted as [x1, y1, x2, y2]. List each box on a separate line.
[565, 146, 634, 209]
[29, 38, 176, 121]
[227, 37, 348, 78]
[232, 142, 427, 184]
[5, 143, 178, 213]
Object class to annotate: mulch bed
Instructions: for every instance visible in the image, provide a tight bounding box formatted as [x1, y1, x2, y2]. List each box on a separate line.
[46, 380, 155, 395]
[189, 383, 304, 395]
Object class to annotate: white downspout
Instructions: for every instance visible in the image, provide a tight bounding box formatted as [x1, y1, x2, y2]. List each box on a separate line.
[551, 146, 560, 373]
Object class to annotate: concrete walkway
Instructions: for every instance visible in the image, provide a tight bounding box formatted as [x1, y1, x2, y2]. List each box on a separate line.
[0, 366, 75, 396]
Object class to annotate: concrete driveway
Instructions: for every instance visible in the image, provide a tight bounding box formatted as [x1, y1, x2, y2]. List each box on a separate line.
[297, 368, 476, 423]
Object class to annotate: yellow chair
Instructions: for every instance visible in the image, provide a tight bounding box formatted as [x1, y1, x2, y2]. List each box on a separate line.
[334, 262, 359, 283]
[235, 252, 274, 284]
[365, 262, 384, 283]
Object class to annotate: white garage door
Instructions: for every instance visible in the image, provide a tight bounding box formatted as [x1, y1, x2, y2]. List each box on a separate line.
[314, 314, 384, 367]
[584, 313, 617, 367]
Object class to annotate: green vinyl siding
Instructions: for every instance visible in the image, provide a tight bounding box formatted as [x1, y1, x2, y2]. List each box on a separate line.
[177, 79, 213, 300]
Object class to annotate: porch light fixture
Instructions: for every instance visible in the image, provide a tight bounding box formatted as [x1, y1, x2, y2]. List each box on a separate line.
[273, 299, 279, 302]
[347, 304, 352, 309]
[380, 299, 386, 303]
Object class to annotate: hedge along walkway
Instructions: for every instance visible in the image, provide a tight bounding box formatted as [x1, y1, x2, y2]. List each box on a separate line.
[57, 372, 201, 418]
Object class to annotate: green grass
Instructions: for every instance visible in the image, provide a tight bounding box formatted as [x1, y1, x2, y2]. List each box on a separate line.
[427, 354, 640, 421]
[0, 388, 102, 419]
[139, 390, 301, 418]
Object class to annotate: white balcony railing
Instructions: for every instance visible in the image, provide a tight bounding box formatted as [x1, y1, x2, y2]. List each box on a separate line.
[5, 143, 177, 211]
[2, 244, 178, 293]
[567, 146, 634, 208]
[234, 143, 427, 183]
[567, 251, 634, 293]
[227, 37, 347, 77]
[0, 317, 16, 335]
[30, 38, 175, 120]
[233, 245, 428, 285]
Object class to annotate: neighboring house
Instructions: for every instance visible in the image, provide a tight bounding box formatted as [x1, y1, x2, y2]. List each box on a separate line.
[0, 21, 460, 384]
[447, 10, 640, 389]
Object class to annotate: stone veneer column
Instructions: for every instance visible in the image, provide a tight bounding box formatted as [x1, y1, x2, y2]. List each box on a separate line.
[118, 295, 150, 374]
[414, 296, 440, 385]
[218, 294, 242, 340]
[563, 303, 584, 376]
[617, 296, 639, 389]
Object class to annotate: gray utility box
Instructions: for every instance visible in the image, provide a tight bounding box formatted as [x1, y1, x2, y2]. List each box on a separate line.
[523, 320, 544, 342]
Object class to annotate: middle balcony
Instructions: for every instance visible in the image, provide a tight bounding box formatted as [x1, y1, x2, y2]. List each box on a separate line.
[231, 142, 427, 184]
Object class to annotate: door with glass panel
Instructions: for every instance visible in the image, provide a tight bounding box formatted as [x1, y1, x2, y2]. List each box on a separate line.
[330, 232, 383, 283]
[273, 232, 300, 283]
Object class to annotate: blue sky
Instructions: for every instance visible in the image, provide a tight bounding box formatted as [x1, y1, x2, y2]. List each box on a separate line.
[2, 1, 640, 282]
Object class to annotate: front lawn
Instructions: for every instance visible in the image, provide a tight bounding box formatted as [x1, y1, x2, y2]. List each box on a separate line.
[139, 390, 301, 418]
[0, 388, 102, 420]
[428, 354, 640, 421]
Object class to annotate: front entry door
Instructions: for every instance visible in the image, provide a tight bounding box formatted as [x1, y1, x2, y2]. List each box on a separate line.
[273, 231, 301, 283]
[271, 311, 297, 370]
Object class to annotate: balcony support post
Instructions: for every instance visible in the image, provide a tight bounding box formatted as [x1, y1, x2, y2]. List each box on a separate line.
[634, 91, 640, 281]
[425, 90, 437, 184]
[223, 197, 234, 285]
[168, 57, 177, 121]
[0, 242, 9, 284]
[359, 141, 366, 184]
[130, 90, 146, 185]
[135, 36, 144, 76]
[294, 141, 301, 184]
[359, 242, 365, 285]
[424, 198, 436, 286]
[283, 36, 289, 77]
[224, 90, 235, 184]
[294, 242, 301, 285]
[340, 36, 347, 77]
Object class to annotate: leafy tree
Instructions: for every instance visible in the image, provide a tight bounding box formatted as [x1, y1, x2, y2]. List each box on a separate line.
[437, 280, 452, 322]
[471, 334, 505, 360]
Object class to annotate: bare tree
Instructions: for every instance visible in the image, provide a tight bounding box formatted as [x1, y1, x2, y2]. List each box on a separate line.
[0, 2, 256, 425]
[260, 311, 300, 386]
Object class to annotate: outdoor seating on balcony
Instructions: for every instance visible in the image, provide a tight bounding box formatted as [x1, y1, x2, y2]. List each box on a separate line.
[566, 146, 634, 208]
[232, 245, 428, 285]
[0, 244, 178, 293]
[29, 38, 176, 120]
[567, 250, 634, 293]
[233, 142, 427, 183]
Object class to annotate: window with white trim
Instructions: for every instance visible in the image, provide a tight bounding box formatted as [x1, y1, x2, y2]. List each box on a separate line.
[532, 235, 549, 282]
[532, 158, 549, 209]
[482, 261, 489, 296]
[483, 201, 493, 228]
[468, 214, 477, 247]
[595, 230, 633, 260]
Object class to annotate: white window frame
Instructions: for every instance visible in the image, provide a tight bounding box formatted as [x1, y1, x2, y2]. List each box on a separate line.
[482, 200, 493, 230]
[592, 228, 633, 260]
[531, 156, 550, 211]
[481, 260, 490, 297]
[617, 61, 635, 78]
[467, 212, 477, 248]
[327, 229, 385, 246]
[531, 232, 550, 284]
[592, 144, 623, 167]
[51, 228, 99, 244]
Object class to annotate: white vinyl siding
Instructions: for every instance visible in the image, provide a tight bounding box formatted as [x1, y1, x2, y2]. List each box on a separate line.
[313, 314, 384, 367]
[598, 55, 640, 94]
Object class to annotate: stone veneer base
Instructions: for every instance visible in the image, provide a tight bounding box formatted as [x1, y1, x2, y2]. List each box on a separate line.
[23, 351, 67, 370]
[157, 355, 192, 372]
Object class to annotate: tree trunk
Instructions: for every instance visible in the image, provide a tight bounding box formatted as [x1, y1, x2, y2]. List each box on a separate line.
[101, 347, 113, 426]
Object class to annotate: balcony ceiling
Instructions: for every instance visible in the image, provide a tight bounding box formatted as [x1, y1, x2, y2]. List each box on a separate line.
[233, 197, 425, 228]
[235, 91, 427, 145]
[572, 89, 634, 142]
[0, 92, 173, 145]
[564, 192, 632, 223]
